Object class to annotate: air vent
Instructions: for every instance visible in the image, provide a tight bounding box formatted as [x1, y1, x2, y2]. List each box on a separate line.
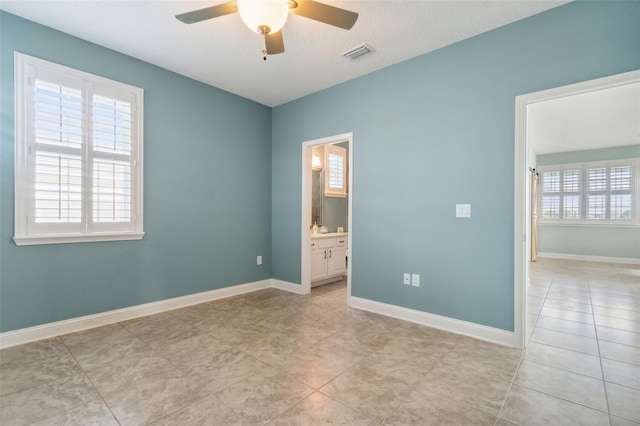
[342, 44, 373, 60]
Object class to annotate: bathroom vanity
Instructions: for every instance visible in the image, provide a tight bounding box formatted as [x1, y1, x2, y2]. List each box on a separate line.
[310, 233, 348, 286]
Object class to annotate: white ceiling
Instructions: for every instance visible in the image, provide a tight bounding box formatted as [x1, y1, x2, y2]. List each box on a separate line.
[528, 82, 640, 155]
[1, 0, 569, 107]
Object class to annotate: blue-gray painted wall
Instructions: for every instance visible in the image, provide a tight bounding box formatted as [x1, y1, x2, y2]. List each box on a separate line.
[271, 1, 640, 331]
[537, 145, 640, 259]
[0, 12, 273, 332]
[537, 145, 640, 166]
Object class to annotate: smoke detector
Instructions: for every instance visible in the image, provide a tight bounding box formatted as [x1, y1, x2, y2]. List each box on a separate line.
[341, 44, 374, 60]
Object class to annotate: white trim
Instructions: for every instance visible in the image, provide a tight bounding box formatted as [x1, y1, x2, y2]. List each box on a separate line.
[350, 297, 517, 348]
[14, 232, 145, 246]
[301, 132, 353, 299]
[537, 252, 640, 265]
[515, 70, 640, 350]
[270, 279, 307, 294]
[0, 279, 271, 349]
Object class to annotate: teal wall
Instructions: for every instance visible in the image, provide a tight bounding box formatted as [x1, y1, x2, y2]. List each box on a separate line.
[537, 145, 640, 259]
[0, 12, 273, 332]
[537, 144, 640, 166]
[271, 1, 640, 331]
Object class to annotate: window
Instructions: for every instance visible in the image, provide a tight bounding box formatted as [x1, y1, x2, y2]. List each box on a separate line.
[539, 159, 638, 225]
[14, 53, 144, 245]
[324, 144, 347, 198]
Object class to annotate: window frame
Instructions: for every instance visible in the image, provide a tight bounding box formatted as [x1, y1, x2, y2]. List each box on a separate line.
[538, 158, 639, 226]
[13, 52, 144, 246]
[324, 144, 347, 198]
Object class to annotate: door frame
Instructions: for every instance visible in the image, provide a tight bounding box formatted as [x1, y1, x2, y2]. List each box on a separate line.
[301, 132, 353, 301]
[513, 69, 640, 348]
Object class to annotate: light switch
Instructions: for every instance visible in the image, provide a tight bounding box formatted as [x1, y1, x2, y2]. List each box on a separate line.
[411, 274, 420, 287]
[403, 273, 411, 285]
[456, 204, 471, 218]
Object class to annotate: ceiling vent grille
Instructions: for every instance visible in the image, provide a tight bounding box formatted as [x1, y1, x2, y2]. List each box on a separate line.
[342, 44, 373, 60]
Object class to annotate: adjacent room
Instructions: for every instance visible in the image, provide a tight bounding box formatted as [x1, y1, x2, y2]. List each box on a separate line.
[0, 1, 638, 424]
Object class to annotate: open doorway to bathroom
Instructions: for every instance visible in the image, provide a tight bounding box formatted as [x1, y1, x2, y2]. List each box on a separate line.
[301, 132, 353, 304]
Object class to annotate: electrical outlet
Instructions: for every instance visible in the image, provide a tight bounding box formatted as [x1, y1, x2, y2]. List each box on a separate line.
[456, 204, 471, 218]
[411, 274, 420, 287]
[403, 273, 411, 285]
[257, 255, 262, 265]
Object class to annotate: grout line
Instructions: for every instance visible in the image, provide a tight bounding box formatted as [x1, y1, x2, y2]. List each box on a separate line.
[495, 347, 526, 423]
[58, 336, 123, 426]
[587, 275, 613, 426]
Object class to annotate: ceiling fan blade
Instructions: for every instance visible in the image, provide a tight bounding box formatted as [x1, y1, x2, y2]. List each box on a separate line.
[265, 30, 285, 55]
[290, 0, 358, 30]
[175, 1, 237, 24]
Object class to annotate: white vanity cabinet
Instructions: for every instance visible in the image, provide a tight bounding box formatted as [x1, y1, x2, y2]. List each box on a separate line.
[311, 234, 347, 285]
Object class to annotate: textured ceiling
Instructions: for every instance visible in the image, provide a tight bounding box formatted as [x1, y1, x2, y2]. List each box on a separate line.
[529, 82, 640, 155]
[1, 0, 568, 107]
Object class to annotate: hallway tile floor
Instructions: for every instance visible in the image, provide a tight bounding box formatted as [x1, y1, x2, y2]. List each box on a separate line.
[0, 258, 638, 425]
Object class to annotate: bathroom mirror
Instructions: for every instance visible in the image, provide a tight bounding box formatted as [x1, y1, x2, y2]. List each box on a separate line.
[311, 142, 349, 233]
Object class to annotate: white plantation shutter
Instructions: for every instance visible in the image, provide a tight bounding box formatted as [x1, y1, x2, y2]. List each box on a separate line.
[610, 166, 633, 220]
[539, 160, 637, 225]
[33, 82, 83, 223]
[93, 159, 132, 223]
[587, 168, 607, 219]
[324, 144, 347, 198]
[34, 151, 82, 224]
[541, 171, 560, 220]
[91, 93, 134, 226]
[14, 53, 143, 245]
[562, 170, 581, 219]
[327, 152, 344, 189]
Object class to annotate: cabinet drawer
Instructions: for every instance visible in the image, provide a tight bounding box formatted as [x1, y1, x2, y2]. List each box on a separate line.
[336, 237, 347, 247]
[318, 238, 336, 249]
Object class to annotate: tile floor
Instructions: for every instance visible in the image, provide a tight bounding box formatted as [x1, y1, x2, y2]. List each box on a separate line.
[0, 258, 638, 425]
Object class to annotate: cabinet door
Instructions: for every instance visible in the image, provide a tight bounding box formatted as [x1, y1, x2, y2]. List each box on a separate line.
[327, 246, 347, 277]
[311, 249, 328, 281]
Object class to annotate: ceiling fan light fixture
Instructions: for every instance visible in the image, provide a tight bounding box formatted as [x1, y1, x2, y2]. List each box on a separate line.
[237, 0, 289, 34]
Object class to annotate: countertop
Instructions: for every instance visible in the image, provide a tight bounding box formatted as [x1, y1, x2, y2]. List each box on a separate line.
[310, 232, 348, 239]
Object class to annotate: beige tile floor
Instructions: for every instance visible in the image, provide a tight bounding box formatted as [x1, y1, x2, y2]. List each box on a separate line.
[0, 258, 638, 425]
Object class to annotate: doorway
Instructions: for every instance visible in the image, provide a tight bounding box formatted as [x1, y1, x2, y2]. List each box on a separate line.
[514, 70, 640, 348]
[301, 132, 353, 303]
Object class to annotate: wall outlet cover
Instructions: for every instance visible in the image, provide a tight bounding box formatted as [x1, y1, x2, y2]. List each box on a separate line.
[456, 204, 471, 218]
[411, 273, 420, 287]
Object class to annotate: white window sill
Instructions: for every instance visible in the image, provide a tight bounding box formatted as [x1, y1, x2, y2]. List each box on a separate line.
[13, 232, 145, 246]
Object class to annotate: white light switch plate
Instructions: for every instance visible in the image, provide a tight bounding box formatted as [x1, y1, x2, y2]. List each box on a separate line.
[403, 273, 411, 285]
[411, 274, 420, 287]
[456, 204, 471, 218]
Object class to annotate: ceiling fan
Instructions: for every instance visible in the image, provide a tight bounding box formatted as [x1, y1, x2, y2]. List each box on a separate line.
[176, 0, 358, 56]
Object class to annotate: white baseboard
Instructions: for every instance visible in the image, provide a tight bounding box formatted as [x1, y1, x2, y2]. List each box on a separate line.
[537, 252, 640, 265]
[0, 279, 271, 349]
[349, 296, 518, 348]
[1, 278, 518, 350]
[270, 279, 308, 295]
